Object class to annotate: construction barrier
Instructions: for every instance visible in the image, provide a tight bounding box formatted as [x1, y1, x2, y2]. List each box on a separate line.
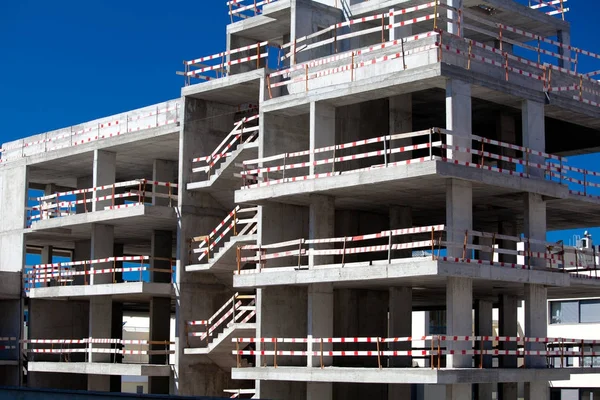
[191, 114, 259, 179]
[23, 338, 174, 363]
[185, 293, 256, 345]
[27, 179, 178, 225]
[23, 255, 176, 292]
[1, 101, 180, 164]
[190, 206, 258, 264]
[234, 223, 600, 277]
[232, 334, 598, 370]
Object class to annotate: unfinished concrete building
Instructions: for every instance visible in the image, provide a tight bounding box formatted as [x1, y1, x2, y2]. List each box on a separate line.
[3, 0, 600, 399]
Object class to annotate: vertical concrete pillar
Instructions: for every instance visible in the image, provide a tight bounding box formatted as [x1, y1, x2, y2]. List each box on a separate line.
[149, 297, 171, 394]
[389, 94, 413, 162]
[446, 0, 463, 36]
[525, 381, 548, 400]
[446, 277, 472, 369]
[151, 230, 173, 283]
[524, 284, 547, 368]
[557, 30, 571, 70]
[88, 296, 112, 391]
[499, 220, 517, 265]
[309, 195, 335, 267]
[308, 283, 333, 368]
[498, 295, 518, 400]
[446, 179, 472, 258]
[92, 150, 116, 212]
[152, 159, 177, 206]
[524, 193, 546, 268]
[497, 113, 516, 171]
[307, 382, 332, 400]
[74, 240, 91, 286]
[90, 224, 114, 285]
[522, 100, 545, 179]
[388, 287, 412, 400]
[310, 102, 336, 175]
[389, 206, 412, 259]
[446, 384, 471, 400]
[446, 80, 472, 162]
[475, 301, 493, 400]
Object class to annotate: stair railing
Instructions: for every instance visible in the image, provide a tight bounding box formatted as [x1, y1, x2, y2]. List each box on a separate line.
[191, 115, 259, 180]
[186, 293, 257, 346]
[190, 206, 258, 263]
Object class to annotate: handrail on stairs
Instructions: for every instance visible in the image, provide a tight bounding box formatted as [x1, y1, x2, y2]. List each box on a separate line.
[191, 114, 259, 179]
[190, 205, 258, 263]
[185, 293, 256, 347]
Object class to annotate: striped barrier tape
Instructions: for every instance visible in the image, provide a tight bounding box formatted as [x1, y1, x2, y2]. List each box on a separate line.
[227, 0, 277, 16]
[185, 41, 269, 67]
[1, 105, 180, 153]
[37, 179, 177, 202]
[271, 32, 436, 79]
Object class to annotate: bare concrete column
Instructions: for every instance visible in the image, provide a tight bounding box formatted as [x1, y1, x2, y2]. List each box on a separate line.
[446, 0, 463, 37]
[307, 382, 332, 400]
[524, 284, 547, 368]
[388, 287, 412, 400]
[90, 224, 114, 285]
[149, 297, 171, 394]
[446, 80, 472, 162]
[309, 195, 335, 267]
[475, 300, 493, 400]
[152, 159, 177, 206]
[73, 240, 91, 286]
[525, 381, 548, 400]
[309, 102, 336, 176]
[446, 384, 471, 400]
[524, 193, 546, 268]
[389, 94, 413, 163]
[151, 230, 173, 283]
[498, 295, 518, 400]
[308, 283, 333, 367]
[88, 296, 112, 391]
[558, 30, 571, 70]
[389, 206, 412, 259]
[446, 179, 472, 258]
[522, 100, 545, 179]
[92, 150, 116, 212]
[497, 113, 517, 171]
[446, 277, 472, 369]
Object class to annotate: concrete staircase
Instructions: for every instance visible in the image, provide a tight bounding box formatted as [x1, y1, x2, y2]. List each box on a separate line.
[186, 205, 258, 273]
[185, 293, 256, 370]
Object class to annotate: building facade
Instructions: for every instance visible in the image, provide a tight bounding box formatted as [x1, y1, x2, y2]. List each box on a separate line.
[2, 0, 600, 399]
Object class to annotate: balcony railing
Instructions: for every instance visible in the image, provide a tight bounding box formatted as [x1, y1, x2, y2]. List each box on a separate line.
[23, 255, 175, 293]
[28, 179, 178, 226]
[24, 338, 174, 364]
[235, 223, 600, 278]
[1, 101, 180, 163]
[232, 335, 599, 369]
[226, 0, 280, 22]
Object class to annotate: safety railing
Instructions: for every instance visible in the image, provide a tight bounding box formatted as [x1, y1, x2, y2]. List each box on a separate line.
[190, 205, 258, 264]
[528, 0, 569, 18]
[227, 0, 280, 22]
[24, 338, 174, 364]
[186, 293, 256, 345]
[191, 114, 259, 181]
[179, 42, 269, 86]
[23, 255, 176, 293]
[262, 0, 599, 104]
[27, 179, 178, 225]
[0, 101, 180, 164]
[0, 337, 17, 352]
[235, 224, 600, 277]
[232, 335, 599, 369]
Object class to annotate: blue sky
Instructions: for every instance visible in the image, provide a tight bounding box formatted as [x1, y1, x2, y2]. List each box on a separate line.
[2, 0, 600, 245]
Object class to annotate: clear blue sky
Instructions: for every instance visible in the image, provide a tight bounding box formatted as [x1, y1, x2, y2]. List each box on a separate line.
[2, 0, 600, 242]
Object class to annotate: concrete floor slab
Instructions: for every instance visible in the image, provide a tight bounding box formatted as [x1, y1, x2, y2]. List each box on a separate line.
[25, 205, 177, 248]
[28, 362, 172, 377]
[182, 70, 263, 106]
[232, 366, 572, 384]
[27, 282, 173, 301]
